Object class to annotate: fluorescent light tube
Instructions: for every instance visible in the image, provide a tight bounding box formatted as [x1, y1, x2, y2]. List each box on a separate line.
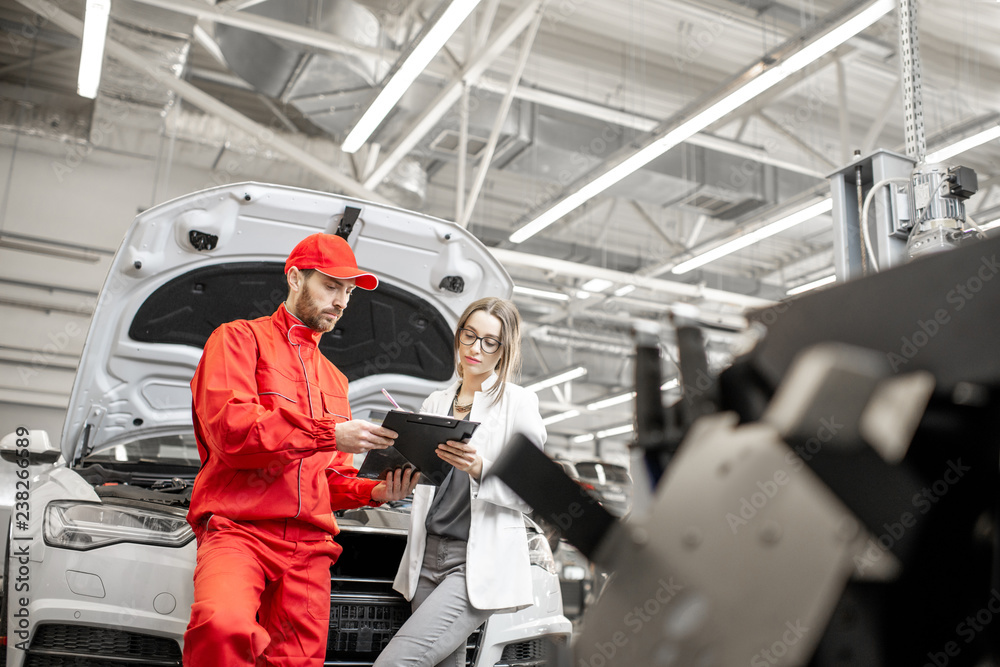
[524, 366, 588, 393]
[586, 392, 635, 411]
[613, 284, 636, 297]
[342, 0, 482, 153]
[581, 278, 614, 292]
[512, 285, 570, 301]
[672, 199, 833, 275]
[787, 274, 837, 295]
[925, 125, 1000, 164]
[661, 378, 680, 390]
[508, 0, 892, 244]
[597, 424, 634, 439]
[78, 0, 111, 99]
[572, 434, 595, 443]
[542, 409, 580, 426]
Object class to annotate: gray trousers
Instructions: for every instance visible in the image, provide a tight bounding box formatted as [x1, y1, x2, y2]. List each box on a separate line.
[374, 534, 493, 667]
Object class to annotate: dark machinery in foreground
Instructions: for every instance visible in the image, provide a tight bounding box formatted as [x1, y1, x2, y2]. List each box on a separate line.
[493, 230, 1000, 666]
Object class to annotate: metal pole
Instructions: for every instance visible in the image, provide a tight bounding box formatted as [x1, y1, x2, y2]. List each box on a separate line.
[898, 0, 925, 163]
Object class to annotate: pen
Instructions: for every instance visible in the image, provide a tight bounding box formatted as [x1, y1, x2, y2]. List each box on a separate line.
[381, 388, 401, 410]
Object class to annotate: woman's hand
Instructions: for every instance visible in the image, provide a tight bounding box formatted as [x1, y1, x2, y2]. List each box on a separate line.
[436, 440, 482, 481]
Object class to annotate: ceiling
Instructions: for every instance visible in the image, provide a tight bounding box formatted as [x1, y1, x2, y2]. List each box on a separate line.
[1, 0, 999, 457]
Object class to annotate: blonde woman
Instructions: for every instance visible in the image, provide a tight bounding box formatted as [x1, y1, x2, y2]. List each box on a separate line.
[374, 297, 546, 667]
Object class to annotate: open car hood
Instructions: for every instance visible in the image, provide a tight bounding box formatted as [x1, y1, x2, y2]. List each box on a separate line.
[62, 182, 511, 464]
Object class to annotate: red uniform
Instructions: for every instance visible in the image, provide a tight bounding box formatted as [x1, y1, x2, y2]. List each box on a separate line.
[183, 303, 379, 666]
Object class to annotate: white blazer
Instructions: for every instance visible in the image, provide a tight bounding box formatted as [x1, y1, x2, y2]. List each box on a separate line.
[392, 373, 546, 610]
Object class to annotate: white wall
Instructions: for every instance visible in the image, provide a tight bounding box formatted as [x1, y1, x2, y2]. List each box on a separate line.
[0, 130, 238, 441]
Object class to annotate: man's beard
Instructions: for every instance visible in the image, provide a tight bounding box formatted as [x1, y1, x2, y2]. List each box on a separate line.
[297, 283, 342, 332]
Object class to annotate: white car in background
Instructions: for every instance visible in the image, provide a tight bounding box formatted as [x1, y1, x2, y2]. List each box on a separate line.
[1, 182, 570, 667]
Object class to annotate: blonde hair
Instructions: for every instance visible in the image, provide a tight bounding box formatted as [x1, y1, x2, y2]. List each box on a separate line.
[454, 297, 522, 403]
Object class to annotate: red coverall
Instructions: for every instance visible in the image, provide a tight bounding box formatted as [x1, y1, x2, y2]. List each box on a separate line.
[183, 303, 379, 666]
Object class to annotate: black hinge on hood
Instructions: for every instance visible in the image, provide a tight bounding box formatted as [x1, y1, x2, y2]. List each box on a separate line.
[336, 207, 361, 239]
[438, 276, 465, 293]
[189, 230, 219, 251]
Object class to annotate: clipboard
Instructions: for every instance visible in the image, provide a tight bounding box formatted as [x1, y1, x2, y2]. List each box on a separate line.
[358, 410, 480, 486]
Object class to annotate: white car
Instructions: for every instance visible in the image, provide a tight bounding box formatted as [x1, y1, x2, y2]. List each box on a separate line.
[1, 182, 570, 667]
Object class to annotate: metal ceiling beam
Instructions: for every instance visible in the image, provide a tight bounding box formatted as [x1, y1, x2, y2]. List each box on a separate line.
[488, 82, 826, 179]
[630, 200, 684, 252]
[837, 59, 851, 162]
[0, 46, 77, 76]
[16, 0, 390, 203]
[362, 0, 544, 191]
[490, 247, 774, 310]
[707, 44, 853, 134]
[459, 9, 543, 228]
[150, 0, 823, 183]
[861, 76, 899, 153]
[757, 111, 838, 169]
[128, 0, 397, 62]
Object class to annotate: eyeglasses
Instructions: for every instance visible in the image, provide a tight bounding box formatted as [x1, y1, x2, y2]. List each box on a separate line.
[458, 328, 502, 354]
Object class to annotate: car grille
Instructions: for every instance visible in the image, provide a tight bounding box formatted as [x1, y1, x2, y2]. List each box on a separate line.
[495, 636, 567, 667]
[24, 623, 181, 666]
[324, 581, 485, 667]
[326, 530, 483, 666]
[327, 588, 411, 658]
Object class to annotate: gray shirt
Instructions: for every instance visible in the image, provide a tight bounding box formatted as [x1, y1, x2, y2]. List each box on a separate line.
[424, 410, 473, 540]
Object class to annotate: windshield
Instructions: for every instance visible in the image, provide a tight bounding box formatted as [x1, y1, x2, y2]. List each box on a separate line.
[84, 433, 201, 467]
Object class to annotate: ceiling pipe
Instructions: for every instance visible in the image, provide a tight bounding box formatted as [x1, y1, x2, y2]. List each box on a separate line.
[134, 0, 828, 182]
[128, 0, 396, 62]
[17, 0, 390, 203]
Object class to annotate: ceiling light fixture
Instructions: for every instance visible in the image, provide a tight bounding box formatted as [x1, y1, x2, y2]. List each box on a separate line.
[597, 424, 634, 439]
[661, 378, 680, 390]
[585, 379, 679, 412]
[586, 392, 635, 411]
[671, 198, 834, 275]
[613, 284, 636, 297]
[507, 0, 893, 244]
[342, 0, 482, 154]
[786, 274, 837, 296]
[925, 125, 1000, 164]
[542, 409, 580, 426]
[581, 278, 614, 292]
[572, 433, 595, 444]
[524, 366, 588, 393]
[78, 0, 111, 99]
[512, 285, 570, 301]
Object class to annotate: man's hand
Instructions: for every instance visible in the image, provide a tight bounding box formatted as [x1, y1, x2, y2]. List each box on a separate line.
[371, 466, 420, 502]
[436, 440, 482, 481]
[335, 420, 398, 454]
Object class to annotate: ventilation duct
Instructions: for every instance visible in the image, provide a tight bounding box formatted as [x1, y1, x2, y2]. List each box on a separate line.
[213, 0, 387, 138]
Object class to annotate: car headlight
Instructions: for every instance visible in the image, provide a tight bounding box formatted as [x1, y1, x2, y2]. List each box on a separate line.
[526, 530, 558, 575]
[44, 500, 194, 550]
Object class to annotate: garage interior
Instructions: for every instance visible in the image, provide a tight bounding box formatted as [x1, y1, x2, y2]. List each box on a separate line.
[0, 0, 998, 467]
[1, 0, 1000, 664]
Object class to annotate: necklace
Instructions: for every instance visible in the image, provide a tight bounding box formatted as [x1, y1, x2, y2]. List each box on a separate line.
[453, 385, 473, 413]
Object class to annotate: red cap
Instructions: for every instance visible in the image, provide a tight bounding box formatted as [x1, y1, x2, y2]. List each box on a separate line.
[284, 233, 378, 290]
